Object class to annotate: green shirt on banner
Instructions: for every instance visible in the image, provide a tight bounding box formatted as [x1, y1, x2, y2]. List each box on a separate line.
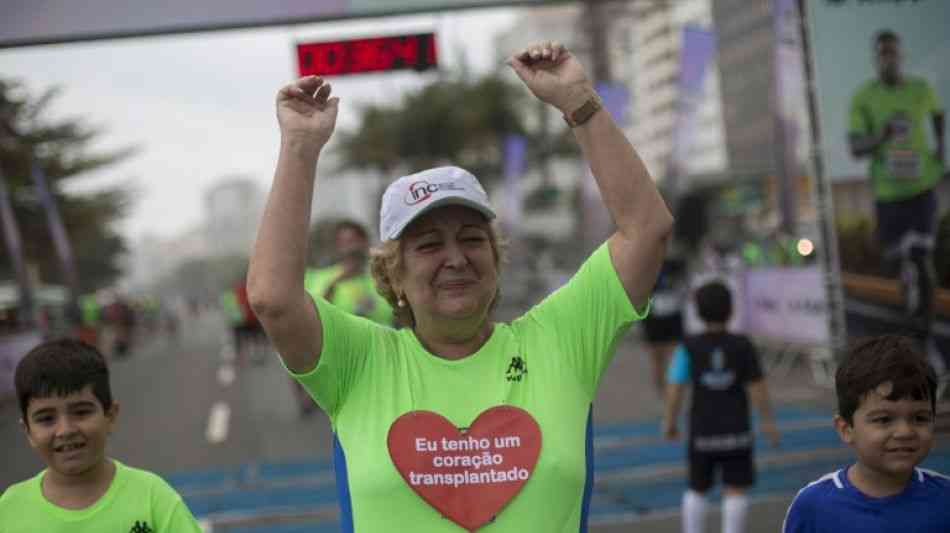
[304, 264, 393, 326]
[849, 76, 945, 202]
[289, 244, 647, 532]
[0, 460, 202, 533]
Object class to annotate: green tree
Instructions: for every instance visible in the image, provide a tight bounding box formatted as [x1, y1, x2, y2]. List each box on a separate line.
[334, 72, 578, 189]
[0, 78, 135, 291]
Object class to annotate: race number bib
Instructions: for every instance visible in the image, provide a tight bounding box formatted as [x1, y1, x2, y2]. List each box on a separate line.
[886, 149, 920, 180]
[388, 406, 542, 531]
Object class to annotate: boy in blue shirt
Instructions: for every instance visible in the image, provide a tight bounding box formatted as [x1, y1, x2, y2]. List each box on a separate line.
[783, 334, 950, 532]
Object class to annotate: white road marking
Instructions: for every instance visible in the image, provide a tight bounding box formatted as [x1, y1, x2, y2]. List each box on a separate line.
[206, 402, 231, 444]
[220, 344, 235, 363]
[217, 364, 236, 387]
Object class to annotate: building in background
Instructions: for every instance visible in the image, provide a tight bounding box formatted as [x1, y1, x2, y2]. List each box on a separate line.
[494, 4, 581, 66]
[712, 0, 775, 177]
[203, 176, 264, 258]
[627, 0, 727, 183]
[127, 227, 208, 289]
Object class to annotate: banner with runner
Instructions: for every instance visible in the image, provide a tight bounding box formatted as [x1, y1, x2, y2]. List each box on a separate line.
[808, 0, 949, 188]
[805, 0, 950, 354]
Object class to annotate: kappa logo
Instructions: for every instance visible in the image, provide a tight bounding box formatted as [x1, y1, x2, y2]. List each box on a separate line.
[404, 180, 465, 205]
[129, 521, 154, 533]
[506, 356, 528, 382]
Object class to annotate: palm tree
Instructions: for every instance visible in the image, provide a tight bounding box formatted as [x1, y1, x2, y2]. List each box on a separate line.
[334, 72, 579, 193]
[0, 78, 136, 292]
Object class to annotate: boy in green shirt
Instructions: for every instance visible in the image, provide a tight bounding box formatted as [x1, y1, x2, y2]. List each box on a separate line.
[0, 338, 203, 533]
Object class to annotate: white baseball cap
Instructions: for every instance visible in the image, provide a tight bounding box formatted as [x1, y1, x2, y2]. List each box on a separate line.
[379, 166, 496, 241]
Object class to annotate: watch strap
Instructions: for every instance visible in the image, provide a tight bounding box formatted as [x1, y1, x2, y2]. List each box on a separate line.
[563, 93, 603, 128]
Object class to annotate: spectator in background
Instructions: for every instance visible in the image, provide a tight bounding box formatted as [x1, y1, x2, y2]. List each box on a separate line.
[662, 280, 780, 533]
[641, 249, 688, 396]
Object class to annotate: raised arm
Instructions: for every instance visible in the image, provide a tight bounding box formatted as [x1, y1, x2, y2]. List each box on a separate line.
[247, 76, 339, 373]
[507, 42, 673, 310]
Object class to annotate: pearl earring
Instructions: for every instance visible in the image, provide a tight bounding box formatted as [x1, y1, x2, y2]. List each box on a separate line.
[397, 297, 406, 308]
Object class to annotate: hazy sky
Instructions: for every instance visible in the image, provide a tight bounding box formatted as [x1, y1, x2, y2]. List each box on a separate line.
[0, 7, 523, 242]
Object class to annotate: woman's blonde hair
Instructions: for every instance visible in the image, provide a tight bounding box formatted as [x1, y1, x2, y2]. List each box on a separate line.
[370, 220, 507, 328]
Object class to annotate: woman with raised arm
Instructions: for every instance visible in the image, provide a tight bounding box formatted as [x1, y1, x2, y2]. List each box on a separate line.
[248, 40, 673, 533]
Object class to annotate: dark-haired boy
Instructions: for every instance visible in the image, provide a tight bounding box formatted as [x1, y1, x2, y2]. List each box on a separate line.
[662, 280, 780, 533]
[783, 334, 950, 532]
[0, 338, 203, 532]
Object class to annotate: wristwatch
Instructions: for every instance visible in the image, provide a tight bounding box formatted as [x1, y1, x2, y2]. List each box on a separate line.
[563, 93, 603, 128]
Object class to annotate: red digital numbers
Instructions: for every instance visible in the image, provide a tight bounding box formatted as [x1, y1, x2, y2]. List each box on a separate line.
[297, 33, 437, 77]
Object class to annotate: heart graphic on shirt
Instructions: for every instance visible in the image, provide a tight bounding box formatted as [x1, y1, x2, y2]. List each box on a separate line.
[387, 405, 542, 532]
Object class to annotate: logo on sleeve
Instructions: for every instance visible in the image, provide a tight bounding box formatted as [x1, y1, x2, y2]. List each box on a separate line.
[505, 356, 528, 382]
[129, 522, 154, 533]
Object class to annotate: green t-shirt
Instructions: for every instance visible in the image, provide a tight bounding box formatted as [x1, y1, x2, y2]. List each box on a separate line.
[79, 294, 100, 326]
[291, 243, 646, 532]
[304, 265, 393, 326]
[848, 76, 945, 202]
[0, 460, 202, 533]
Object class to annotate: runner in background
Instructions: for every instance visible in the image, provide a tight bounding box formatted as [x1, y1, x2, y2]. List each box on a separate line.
[77, 293, 101, 348]
[103, 296, 135, 359]
[219, 283, 244, 362]
[293, 219, 393, 416]
[220, 275, 266, 367]
[641, 248, 687, 397]
[304, 219, 393, 327]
